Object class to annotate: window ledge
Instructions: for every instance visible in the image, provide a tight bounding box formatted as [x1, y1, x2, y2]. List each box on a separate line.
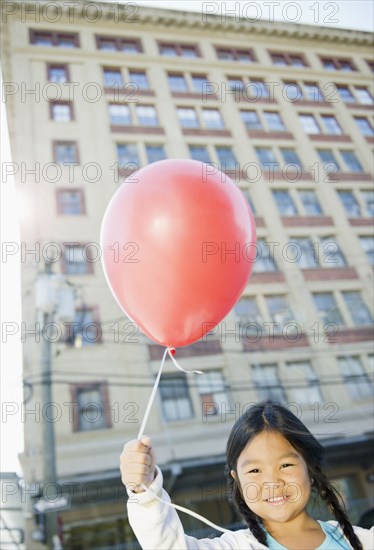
[110, 125, 165, 134]
[247, 130, 294, 140]
[328, 172, 372, 182]
[309, 134, 352, 142]
[282, 216, 334, 226]
[302, 267, 358, 281]
[182, 128, 231, 137]
[325, 326, 373, 344]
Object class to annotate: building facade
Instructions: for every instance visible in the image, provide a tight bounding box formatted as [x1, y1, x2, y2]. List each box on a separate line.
[2, 2, 373, 548]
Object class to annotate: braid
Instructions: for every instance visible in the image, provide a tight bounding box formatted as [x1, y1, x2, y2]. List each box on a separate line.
[315, 471, 363, 550]
[235, 491, 267, 545]
[226, 465, 267, 546]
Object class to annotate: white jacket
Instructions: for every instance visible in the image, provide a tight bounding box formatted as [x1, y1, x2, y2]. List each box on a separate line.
[127, 467, 374, 550]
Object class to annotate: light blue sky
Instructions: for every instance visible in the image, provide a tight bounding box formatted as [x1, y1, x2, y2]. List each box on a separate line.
[134, 0, 374, 32]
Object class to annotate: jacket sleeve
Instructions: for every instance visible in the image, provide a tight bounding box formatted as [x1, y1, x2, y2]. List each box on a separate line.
[126, 466, 260, 550]
[353, 525, 374, 550]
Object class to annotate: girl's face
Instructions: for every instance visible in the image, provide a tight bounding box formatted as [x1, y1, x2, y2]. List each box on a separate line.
[231, 430, 312, 529]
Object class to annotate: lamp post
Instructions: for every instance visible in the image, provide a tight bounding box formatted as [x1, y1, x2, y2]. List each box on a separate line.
[34, 258, 58, 549]
[40, 260, 58, 548]
[35, 259, 75, 549]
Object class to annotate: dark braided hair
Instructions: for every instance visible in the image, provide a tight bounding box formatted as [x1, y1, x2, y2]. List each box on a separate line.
[226, 401, 363, 550]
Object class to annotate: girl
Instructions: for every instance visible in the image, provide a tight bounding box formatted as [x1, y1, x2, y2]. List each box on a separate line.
[120, 401, 373, 549]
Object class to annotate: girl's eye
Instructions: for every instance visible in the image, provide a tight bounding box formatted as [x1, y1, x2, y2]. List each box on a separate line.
[281, 463, 293, 468]
[248, 468, 260, 474]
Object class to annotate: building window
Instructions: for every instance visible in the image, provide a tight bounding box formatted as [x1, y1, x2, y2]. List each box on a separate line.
[54, 142, 78, 164]
[286, 361, 322, 404]
[47, 64, 68, 83]
[254, 239, 278, 273]
[313, 292, 344, 326]
[359, 236, 374, 265]
[256, 147, 279, 169]
[336, 85, 355, 103]
[129, 70, 149, 89]
[354, 117, 374, 137]
[235, 297, 263, 328]
[72, 383, 110, 432]
[159, 375, 194, 421]
[355, 87, 373, 105]
[145, 144, 166, 163]
[159, 43, 199, 57]
[117, 143, 140, 166]
[168, 73, 188, 92]
[216, 47, 255, 62]
[215, 146, 238, 170]
[317, 149, 340, 173]
[243, 190, 256, 214]
[32, 31, 53, 46]
[103, 68, 123, 87]
[361, 190, 374, 217]
[251, 79, 270, 99]
[299, 114, 321, 134]
[273, 190, 298, 216]
[280, 148, 303, 169]
[252, 363, 286, 402]
[189, 145, 212, 163]
[63, 244, 94, 275]
[96, 35, 142, 53]
[50, 102, 73, 122]
[338, 356, 372, 400]
[241, 110, 262, 130]
[263, 111, 287, 132]
[321, 115, 343, 135]
[304, 82, 324, 102]
[299, 190, 323, 215]
[227, 76, 246, 91]
[321, 57, 356, 71]
[69, 308, 102, 346]
[265, 295, 295, 330]
[191, 74, 209, 93]
[340, 150, 363, 173]
[196, 371, 228, 416]
[343, 291, 373, 326]
[202, 109, 224, 129]
[283, 81, 303, 101]
[56, 189, 85, 215]
[288, 238, 318, 268]
[337, 190, 361, 217]
[30, 30, 79, 47]
[109, 104, 131, 125]
[319, 236, 346, 267]
[110, 104, 159, 126]
[270, 52, 307, 67]
[135, 105, 159, 126]
[177, 107, 199, 128]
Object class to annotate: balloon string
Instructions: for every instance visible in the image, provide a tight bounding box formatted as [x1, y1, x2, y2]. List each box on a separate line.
[137, 347, 169, 441]
[167, 347, 204, 375]
[139, 482, 231, 534]
[137, 347, 203, 441]
[137, 347, 228, 533]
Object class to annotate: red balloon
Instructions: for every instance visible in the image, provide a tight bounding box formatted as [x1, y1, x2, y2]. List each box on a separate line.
[101, 159, 256, 348]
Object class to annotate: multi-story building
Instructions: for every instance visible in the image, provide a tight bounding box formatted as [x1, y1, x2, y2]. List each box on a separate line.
[2, 2, 373, 548]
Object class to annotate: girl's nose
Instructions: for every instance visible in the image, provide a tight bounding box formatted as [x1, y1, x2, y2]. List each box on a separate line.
[262, 480, 285, 499]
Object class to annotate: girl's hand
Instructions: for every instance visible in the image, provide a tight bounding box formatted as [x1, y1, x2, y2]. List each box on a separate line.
[120, 436, 156, 493]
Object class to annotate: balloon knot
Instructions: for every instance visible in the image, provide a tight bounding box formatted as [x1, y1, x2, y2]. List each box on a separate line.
[169, 347, 176, 356]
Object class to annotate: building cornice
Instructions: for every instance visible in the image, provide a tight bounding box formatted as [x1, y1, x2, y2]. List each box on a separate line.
[4, 0, 374, 46]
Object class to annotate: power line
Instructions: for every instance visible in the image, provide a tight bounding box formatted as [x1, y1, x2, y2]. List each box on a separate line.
[24, 375, 373, 391]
